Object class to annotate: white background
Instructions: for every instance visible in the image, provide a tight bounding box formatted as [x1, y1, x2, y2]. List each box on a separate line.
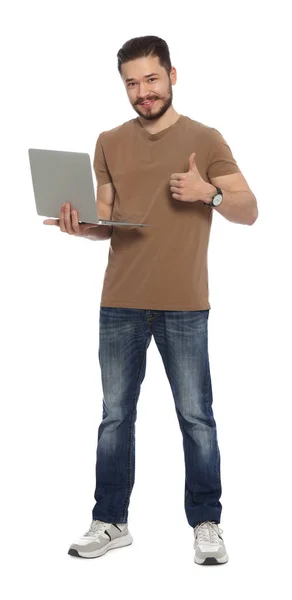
[1, 0, 291, 597]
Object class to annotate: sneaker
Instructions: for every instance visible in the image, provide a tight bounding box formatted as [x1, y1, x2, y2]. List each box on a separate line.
[193, 521, 228, 565]
[68, 519, 133, 559]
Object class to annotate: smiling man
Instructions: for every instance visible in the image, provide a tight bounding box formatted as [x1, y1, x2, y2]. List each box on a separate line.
[68, 35, 258, 566]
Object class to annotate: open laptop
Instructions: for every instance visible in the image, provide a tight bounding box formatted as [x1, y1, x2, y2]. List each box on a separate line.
[28, 148, 151, 227]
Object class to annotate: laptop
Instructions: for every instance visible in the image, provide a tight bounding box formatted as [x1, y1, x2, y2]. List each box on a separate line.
[28, 148, 151, 227]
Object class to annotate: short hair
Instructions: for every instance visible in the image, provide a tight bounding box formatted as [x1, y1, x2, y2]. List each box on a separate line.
[117, 35, 172, 77]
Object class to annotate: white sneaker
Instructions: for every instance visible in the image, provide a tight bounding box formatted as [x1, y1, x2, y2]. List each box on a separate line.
[68, 520, 133, 559]
[193, 521, 229, 565]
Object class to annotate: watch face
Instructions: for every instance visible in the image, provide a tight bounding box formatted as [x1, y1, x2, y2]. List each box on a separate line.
[213, 194, 223, 206]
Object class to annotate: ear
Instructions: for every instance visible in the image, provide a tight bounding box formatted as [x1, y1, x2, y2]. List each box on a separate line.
[170, 67, 177, 85]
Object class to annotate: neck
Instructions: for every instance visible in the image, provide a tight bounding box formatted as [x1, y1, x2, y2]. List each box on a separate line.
[138, 107, 180, 134]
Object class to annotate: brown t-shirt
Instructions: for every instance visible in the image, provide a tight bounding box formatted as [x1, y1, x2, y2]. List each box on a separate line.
[93, 114, 240, 310]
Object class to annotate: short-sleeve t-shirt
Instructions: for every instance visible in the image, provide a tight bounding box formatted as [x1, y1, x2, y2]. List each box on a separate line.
[93, 114, 240, 311]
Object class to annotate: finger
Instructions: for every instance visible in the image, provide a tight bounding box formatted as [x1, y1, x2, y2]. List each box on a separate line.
[64, 203, 74, 234]
[71, 209, 81, 234]
[170, 186, 181, 194]
[59, 204, 66, 232]
[43, 219, 60, 225]
[170, 179, 183, 187]
[170, 173, 186, 180]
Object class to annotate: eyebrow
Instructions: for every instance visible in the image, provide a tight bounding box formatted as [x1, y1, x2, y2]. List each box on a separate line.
[125, 72, 160, 83]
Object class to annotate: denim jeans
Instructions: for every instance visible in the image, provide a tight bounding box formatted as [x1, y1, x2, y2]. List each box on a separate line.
[92, 307, 222, 529]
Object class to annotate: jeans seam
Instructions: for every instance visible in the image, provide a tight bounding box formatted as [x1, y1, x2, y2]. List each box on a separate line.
[121, 337, 148, 521]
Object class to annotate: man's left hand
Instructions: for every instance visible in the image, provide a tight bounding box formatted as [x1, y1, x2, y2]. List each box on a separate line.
[170, 153, 211, 203]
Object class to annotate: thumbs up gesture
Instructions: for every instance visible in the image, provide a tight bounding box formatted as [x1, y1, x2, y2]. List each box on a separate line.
[170, 153, 211, 203]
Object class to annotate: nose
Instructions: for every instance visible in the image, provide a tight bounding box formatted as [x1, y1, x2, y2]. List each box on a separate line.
[137, 82, 153, 101]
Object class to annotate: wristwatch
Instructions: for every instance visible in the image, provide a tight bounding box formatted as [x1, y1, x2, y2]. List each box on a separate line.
[203, 186, 223, 207]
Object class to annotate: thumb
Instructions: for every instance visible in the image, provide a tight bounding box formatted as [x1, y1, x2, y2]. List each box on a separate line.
[43, 219, 59, 225]
[189, 152, 198, 172]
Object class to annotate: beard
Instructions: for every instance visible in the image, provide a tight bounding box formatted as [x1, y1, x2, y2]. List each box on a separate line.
[133, 81, 173, 121]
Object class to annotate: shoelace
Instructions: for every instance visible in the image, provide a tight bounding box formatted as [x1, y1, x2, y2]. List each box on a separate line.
[194, 521, 223, 546]
[83, 520, 111, 538]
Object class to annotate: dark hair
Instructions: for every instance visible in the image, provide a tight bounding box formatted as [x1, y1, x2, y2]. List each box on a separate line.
[117, 35, 172, 77]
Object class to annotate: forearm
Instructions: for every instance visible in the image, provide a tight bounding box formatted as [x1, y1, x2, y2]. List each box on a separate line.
[81, 225, 113, 241]
[203, 183, 258, 225]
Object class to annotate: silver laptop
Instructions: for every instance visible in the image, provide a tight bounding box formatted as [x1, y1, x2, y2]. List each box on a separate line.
[28, 148, 151, 227]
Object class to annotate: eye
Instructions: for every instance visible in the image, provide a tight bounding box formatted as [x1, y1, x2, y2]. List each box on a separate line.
[128, 77, 157, 87]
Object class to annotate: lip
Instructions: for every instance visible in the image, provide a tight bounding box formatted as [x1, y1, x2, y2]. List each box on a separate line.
[140, 99, 157, 106]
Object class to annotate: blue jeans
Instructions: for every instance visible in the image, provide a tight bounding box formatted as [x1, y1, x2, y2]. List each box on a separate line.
[92, 307, 222, 528]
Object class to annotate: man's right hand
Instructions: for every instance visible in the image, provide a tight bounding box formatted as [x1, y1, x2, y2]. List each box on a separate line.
[43, 202, 100, 236]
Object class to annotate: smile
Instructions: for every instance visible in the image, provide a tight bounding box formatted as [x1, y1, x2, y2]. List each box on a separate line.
[141, 99, 156, 107]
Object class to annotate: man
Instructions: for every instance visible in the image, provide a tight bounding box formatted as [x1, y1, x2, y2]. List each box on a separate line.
[45, 35, 258, 565]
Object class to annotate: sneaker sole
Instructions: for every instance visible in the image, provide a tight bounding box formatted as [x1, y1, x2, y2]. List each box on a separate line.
[194, 552, 229, 565]
[68, 533, 133, 559]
